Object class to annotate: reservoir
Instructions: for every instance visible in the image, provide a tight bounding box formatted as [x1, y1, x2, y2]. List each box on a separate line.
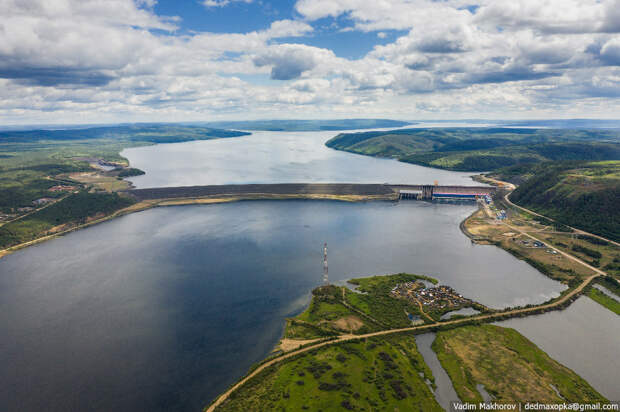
[2, 127, 614, 411]
[0, 200, 566, 411]
[121, 129, 480, 188]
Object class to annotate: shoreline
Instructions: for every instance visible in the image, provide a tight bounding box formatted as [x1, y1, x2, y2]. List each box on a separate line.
[0, 192, 397, 259]
[204, 179, 617, 411]
[205, 270, 600, 412]
[1, 181, 494, 258]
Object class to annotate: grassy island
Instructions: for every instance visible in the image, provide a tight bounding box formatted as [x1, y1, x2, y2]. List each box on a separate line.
[433, 325, 606, 403]
[209, 274, 609, 411]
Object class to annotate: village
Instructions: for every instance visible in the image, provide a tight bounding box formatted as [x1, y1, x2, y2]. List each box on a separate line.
[390, 281, 474, 312]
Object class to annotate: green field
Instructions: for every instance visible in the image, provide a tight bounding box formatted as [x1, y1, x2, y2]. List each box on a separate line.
[432, 324, 607, 403]
[0, 124, 249, 248]
[587, 288, 620, 315]
[0, 124, 249, 213]
[213, 334, 443, 411]
[213, 320, 608, 410]
[586, 277, 620, 314]
[284, 273, 490, 342]
[325, 127, 620, 171]
[285, 274, 446, 340]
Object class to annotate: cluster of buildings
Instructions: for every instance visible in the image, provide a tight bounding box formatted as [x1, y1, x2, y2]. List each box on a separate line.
[519, 239, 544, 248]
[48, 185, 77, 192]
[32, 198, 55, 206]
[390, 282, 473, 311]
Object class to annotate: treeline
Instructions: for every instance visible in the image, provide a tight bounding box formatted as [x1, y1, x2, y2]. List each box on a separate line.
[0, 192, 135, 248]
[326, 127, 620, 172]
[508, 162, 620, 242]
[117, 167, 145, 177]
[0, 124, 250, 144]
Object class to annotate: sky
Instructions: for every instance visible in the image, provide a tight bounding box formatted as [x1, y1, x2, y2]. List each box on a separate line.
[1, 0, 620, 125]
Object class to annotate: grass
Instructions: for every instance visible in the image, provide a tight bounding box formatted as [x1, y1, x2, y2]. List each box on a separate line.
[346, 274, 439, 325]
[463, 209, 596, 284]
[286, 274, 440, 339]
[586, 278, 620, 315]
[432, 324, 608, 403]
[587, 288, 620, 314]
[542, 233, 620, 277]
[291, 285, 384, 337]
[0, 124, 248, 248]
[284, 273, 481, 340]
[213, 334, 442, 411]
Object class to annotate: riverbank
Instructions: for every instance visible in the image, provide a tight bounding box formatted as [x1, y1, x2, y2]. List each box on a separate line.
[0, 189, 397, 259]
[205, 178, 618, 411]
[1, 182, 495, 259]
[205, 270, 600, 411]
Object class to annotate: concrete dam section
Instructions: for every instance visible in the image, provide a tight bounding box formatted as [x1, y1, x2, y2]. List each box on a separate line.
[126, 183, 494, 202]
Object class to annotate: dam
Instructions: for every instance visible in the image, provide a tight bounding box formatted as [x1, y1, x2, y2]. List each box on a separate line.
[125, 183, 495, 202]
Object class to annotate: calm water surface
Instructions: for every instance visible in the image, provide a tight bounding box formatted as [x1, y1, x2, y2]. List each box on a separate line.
[416, 333, 461, 410]
[121, 129, 481, 188]
[3, 127, 615, 411]
[0, 200, 566, 411]
[496, 296, 620, 400]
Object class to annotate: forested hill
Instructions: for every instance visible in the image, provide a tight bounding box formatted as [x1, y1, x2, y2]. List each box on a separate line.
[496, 161, 620, 242]
[0, 124, 251, 214]
[0, 124, 250, 144]
[203, 119, 411, 131]
[325, 128, 620, 171]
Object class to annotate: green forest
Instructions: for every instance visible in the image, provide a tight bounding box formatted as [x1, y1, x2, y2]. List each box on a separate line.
[326, 127, 620, 171]
[0, 192, 135, 249]
[0, 124, 248, 213]
[498, 161, 620, 242]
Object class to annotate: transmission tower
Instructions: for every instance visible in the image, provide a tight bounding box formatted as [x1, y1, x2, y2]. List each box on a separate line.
[323, 242, 329, 285]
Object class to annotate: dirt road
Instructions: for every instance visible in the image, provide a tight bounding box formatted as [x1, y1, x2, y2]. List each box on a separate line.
[205, 270, 600, 411]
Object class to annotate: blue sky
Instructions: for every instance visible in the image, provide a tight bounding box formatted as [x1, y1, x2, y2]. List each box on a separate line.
[1, 0, 620, 124]
[153, 0, 406, 59]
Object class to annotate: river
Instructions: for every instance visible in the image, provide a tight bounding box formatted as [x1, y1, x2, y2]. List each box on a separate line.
[121, 129, 480, 188]
[0, 127, 613, 411]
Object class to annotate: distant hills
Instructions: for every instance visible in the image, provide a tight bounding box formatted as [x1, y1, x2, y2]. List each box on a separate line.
[0, 124, 249, 144]
[326, 127, 620, 172]
[497, 161, 620, 242]
[202, 119, 412, 131]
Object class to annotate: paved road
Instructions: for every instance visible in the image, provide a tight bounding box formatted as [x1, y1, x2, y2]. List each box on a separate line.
[483, 175, 619, 248]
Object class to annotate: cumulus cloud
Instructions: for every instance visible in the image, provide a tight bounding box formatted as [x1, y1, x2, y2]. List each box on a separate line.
[265, 20, 314, 38]
[599, 38, 620, 65]
[253, 44, 336, 80]
[1, 0, 620, 122]
[203, 0, 252, 8]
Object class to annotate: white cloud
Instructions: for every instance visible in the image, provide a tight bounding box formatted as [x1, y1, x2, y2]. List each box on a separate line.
[253, 44, 337, 80]
[265, 20, 313, 38]
[1, 0, 620, 123]
[202, 0, 252, 8]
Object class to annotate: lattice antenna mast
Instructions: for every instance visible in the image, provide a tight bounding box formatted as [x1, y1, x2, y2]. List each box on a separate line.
[323, 242, 329, 285]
